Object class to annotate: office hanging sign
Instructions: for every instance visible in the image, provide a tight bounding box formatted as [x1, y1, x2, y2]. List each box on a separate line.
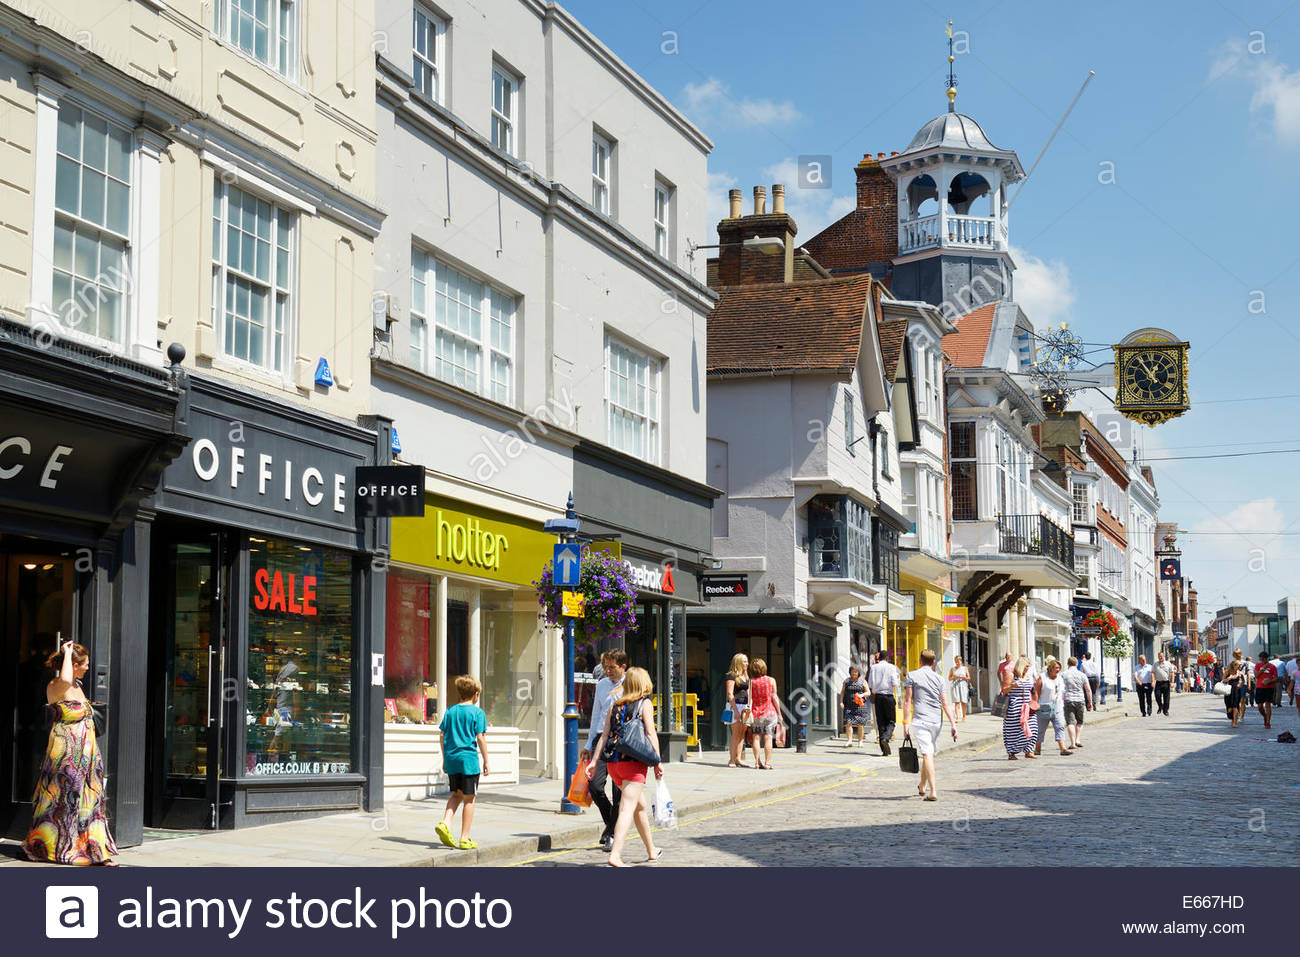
[354, 465, 425, 518]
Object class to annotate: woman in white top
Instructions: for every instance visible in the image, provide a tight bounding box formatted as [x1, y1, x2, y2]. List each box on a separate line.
[1034, 657, 1073, 756]
[947, 655, 971, 723]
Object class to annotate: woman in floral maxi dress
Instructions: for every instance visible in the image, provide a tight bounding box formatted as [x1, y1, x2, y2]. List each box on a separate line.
[23, 641, 117, 865]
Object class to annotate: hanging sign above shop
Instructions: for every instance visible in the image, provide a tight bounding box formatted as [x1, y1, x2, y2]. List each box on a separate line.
[1160, 558, 1181, 580]
[354, 465, 425, 518]
[942, 606, 969, 631]
[702, 574, 748, 600]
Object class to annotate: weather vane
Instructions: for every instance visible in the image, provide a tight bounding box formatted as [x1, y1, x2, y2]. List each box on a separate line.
[946, 20, 958, 111]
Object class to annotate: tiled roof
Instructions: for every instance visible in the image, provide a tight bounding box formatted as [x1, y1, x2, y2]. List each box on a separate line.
[877, 319, 909, 378]
[707, 276, 873, 374]
[943, 302, 998, 368]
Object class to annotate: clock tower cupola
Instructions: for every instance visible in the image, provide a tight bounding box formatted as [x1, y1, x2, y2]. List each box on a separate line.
[879, 25, 1025, 311]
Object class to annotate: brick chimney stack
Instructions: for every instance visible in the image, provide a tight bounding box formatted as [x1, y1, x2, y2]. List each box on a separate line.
[854, 152, 899, 264]
[713, 183, 797, 287]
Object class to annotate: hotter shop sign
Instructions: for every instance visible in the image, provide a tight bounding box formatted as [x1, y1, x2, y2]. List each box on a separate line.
[390, 495, 553, 587]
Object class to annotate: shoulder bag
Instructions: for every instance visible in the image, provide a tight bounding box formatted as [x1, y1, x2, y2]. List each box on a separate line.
[611, 700, 661, 766]
[898, 732, 919, 774]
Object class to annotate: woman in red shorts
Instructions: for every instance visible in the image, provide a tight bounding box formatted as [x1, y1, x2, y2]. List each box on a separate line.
[587, 666, 664, 866]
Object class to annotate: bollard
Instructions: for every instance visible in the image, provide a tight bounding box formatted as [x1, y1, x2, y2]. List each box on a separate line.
[795, 713, 808, 753]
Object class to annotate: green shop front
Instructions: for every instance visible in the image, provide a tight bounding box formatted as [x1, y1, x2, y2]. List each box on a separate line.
[143, 377, 386, 830]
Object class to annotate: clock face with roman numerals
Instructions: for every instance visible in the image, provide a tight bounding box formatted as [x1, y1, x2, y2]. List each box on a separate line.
[1121, 348, 1181, 403]
[1112, 335, 1190, 427]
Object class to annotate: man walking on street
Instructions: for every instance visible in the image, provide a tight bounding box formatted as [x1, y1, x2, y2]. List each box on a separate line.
[868, 650, 900, 756]
[1133, 655, 1154, 717]
[579, 649, 626, 849]
[1253, 652, 1278, 729]
[1081, 652, 1100, 711]
[1152, 652, 1174, 716]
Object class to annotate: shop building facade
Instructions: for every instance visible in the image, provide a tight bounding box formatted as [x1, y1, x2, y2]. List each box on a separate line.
[370, 0, 715, 781]
[701, 197, 897, 747]
[0, 320, 188, 844]
[0, 1, 383, 843]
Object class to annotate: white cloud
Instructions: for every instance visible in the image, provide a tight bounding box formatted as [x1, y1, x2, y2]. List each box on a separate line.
[682, 78, 801, 130]
[1009, 245, 1076, 326]
[1191, 499, 1290, 576]
[1211, 41, 1300, 147]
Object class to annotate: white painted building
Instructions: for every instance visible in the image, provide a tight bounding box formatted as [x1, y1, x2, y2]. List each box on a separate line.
[370, 0, 717, 788]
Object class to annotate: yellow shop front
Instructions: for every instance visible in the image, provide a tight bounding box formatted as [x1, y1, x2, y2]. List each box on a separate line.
[381, 494, 560, 803]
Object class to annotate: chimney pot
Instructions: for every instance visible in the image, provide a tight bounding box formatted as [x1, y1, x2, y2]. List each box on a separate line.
[753, 185, 767, 215]
[771, 184, 785, 215]
[877, 152, 886, 159]
[890, 151, 899, 156]
[728, 188, 742, 219]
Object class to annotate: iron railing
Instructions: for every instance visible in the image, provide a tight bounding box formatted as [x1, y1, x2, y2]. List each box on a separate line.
[997, 514, 1075, 569]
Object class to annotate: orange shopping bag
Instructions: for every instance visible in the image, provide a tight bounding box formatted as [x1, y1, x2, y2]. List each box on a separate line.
[567, 761, 593, 807]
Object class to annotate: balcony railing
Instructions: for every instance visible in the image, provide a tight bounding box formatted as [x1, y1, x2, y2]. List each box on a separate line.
[997, 514, 1075, 569]
[898, 213, 1002, 254]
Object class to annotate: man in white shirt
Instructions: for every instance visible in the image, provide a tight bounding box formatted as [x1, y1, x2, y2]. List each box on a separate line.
[1132, 654, 1154, 717]
[868, 650, 901, 756]
[1152, 652, 1175, 716]
[579, 649, 626, 849]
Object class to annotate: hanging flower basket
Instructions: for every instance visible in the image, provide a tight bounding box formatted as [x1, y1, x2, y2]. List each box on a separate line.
[1197, 650, 1217, 667]
[534, 545, 638, 652]
[1083, 609, 1121, 639]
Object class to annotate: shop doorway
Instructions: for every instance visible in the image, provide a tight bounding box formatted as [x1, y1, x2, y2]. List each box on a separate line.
[0, 541, 78, 838]
[147, 529, 235, 829]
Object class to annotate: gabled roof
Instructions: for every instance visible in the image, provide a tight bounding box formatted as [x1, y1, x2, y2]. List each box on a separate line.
[707, 276, 875, 375]
[943, 302, 998, 367]
[877, 319, 909, 378]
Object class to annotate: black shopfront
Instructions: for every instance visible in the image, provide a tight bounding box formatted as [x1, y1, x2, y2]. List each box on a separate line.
[571, 442, 714, 758]
[0, 320, 188, 844]
[142, 377, 387, 833]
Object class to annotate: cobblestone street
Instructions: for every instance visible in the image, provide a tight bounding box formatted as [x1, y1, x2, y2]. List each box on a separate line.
[512, 693, 1300, 867]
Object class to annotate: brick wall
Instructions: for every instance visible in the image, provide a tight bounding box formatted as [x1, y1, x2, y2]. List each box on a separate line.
[801, 154, 899, 275]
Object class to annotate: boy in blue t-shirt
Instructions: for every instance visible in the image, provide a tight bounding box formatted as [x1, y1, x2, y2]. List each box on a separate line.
[435, 675, 490, 850]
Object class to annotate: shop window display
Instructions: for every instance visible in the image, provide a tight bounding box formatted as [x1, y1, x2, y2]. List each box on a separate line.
[246, 539, 354, 775]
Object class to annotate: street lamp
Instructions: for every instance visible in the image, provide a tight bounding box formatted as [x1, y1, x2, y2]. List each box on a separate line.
[543, 493, 583, 814]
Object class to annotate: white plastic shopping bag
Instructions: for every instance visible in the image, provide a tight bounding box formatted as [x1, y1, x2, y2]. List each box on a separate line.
[651, 778, 676, 828]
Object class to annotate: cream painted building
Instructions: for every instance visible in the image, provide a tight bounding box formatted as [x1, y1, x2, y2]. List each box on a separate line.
[0, 0, 381, 416]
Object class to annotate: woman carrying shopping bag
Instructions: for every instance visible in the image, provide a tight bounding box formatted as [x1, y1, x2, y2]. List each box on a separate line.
[586, 667, 664, 866]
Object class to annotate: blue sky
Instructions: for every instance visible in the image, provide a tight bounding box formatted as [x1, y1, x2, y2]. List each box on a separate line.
[564, 0, 1300, 618]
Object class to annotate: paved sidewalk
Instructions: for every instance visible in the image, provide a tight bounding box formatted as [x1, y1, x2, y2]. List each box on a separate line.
[0, 697, 1136, 868]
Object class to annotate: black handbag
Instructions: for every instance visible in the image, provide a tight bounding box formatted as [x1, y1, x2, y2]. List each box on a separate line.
[611, 700, 661, 766]
[898, 732, 919, 774]
[991, 692, 1009, 718]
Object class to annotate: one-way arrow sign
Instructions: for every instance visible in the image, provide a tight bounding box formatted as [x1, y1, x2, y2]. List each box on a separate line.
[553, 544, 581, 587]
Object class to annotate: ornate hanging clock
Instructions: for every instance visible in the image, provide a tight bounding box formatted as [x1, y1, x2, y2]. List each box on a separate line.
[1112, 328, 1190, 427]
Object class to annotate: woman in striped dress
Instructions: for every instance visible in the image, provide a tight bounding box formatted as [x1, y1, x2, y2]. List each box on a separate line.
[1000, 655, 1040, 760]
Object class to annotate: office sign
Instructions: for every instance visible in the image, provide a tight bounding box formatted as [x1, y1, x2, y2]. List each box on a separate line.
[354, 465, 425, 518]
[702, 574, 748, 600]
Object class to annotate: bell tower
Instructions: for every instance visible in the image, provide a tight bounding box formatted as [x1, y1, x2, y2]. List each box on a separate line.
[879, 24, 1025, 313]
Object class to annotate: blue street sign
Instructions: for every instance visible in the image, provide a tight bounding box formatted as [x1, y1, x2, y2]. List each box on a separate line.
[391, 427, 402, 455]
[315, 357, 334, 387]
[553, 544, 581, 587]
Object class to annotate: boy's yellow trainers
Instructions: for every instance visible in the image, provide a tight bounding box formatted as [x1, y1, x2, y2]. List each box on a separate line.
[434, 821, 456, 848]
[457, 838, 477, 850]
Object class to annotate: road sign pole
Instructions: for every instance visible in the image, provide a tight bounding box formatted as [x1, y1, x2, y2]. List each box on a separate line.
[551, 492, 582, 815]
